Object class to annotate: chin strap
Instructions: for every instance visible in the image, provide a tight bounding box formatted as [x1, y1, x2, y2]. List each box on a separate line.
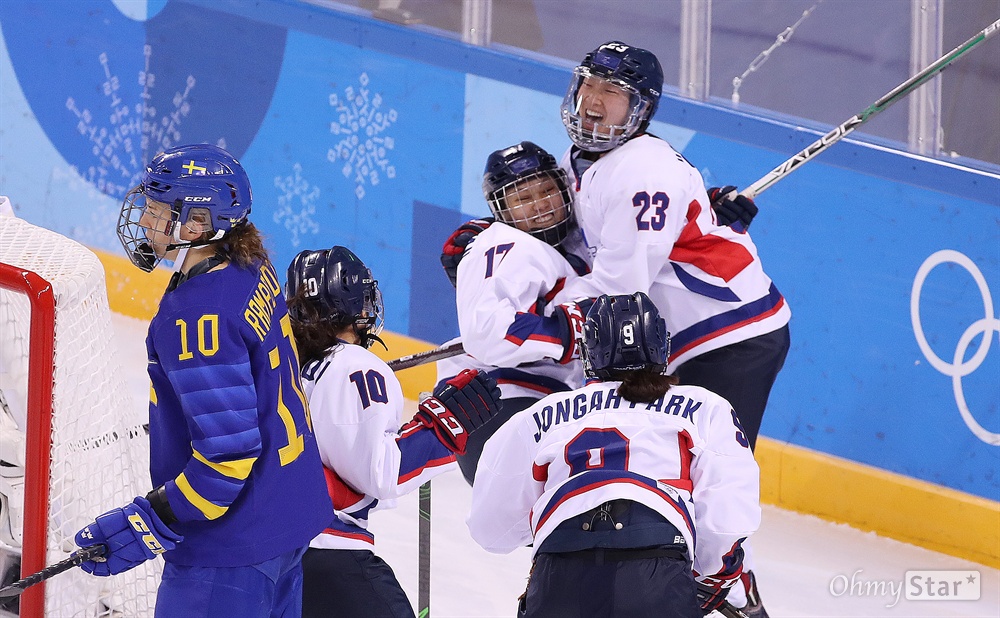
[360, 330, 388, 352]
[167, 253, 224, 292]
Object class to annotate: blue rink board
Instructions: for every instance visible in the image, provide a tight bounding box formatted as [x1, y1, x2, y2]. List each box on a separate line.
[0, 0, 996, 501]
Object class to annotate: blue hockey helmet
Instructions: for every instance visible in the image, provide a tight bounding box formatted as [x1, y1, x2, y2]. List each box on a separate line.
[561, 41, 664, 152]
[285, 245, 385, 349]
[581, 292, 669, 380]
[482, 141, 574, 246]
[117, 144, 253, 271]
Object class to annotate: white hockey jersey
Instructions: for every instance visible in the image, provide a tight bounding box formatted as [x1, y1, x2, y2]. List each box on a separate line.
[448, 222, 586, 399]
[301, 343, 456, 551]
[467, 381, 760, 582]
[554, 135, 791, 371]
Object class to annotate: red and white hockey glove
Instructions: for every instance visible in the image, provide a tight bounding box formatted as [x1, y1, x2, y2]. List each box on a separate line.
[695, 573, 741, 614]
[694, 543, 746, 615]
[440, 218, 494, 288]
[414, 369, 502, 454]
[554, 299, 594, 364]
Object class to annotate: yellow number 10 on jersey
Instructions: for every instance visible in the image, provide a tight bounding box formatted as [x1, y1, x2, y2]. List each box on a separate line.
[174, 313, 311, 467]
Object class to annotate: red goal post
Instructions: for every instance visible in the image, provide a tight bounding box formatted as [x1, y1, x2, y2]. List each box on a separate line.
[0, 213, 160, 617]
[0, 263, 54, 618]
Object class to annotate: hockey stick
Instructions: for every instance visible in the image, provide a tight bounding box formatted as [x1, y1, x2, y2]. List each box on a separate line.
[387, 341, 465, 372]
[741, 17, 1000, 200]
[0, 544, 106, 598]
[417, 480, 431, 618]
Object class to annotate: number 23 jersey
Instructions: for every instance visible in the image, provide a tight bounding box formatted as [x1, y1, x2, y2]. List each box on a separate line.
[555, 134, 790, 372]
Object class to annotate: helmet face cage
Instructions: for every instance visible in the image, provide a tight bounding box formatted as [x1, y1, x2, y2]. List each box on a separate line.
[117, 144, 252, 272]
[117, 187, 181, 273]
[482, 141, 574, 246]
[561, 41, 663, 152]
[581, 292, 670, 380]
[487, 168, 574, 246]
[285, 247, 385, 348]
[561, 68, 652, 152]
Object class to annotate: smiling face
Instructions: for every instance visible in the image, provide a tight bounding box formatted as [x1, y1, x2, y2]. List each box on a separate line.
[575, 75, 632, 133]
[504, 176, 566, 232]
[499, 174, 570, 234]
[561, 67, 650, 152]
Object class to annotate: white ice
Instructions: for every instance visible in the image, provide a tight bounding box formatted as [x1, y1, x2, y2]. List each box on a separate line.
[113, 313, 1000, 617]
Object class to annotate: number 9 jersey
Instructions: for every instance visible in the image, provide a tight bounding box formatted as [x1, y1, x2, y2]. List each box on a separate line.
[467, 380, 760, 582]
[145, 261, 333, 567]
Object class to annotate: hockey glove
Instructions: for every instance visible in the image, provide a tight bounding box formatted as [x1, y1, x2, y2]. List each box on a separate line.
[75, 496, 183, 576]
[415, 369, 502, 454]
[440, 218, 494, 288]
[694, 566, 744, 615]
[554, 298, 595, 364]
[708, 186, 758, 233]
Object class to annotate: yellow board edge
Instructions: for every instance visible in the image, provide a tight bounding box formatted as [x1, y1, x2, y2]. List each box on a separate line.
[96, 247, 999, 569]
[756, 436, 1000, 569]
[96, 248, 441, 398]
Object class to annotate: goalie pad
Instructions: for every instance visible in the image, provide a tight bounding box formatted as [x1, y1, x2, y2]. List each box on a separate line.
[0, 395, 24, 549]
[0, 476, 23, 550]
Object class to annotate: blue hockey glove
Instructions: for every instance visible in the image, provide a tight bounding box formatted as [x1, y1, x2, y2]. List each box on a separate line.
[415, 369, 502, 454]
[440, 218, 494, 288]
[708, 186, 757, 232]
[75, 496, 183, 576]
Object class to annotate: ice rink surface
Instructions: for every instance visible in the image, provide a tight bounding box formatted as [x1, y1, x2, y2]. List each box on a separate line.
[113, 313, 999, 617]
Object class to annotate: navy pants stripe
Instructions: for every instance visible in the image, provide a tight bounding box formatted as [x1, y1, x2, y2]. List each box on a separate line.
[302, 548, 414, 618]
[518, 551, 701, 618]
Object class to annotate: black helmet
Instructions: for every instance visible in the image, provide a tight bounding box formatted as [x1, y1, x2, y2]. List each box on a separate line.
[285, 245, 385, 349]
[482, 141, 574, 246]
[582, 292, 669, 380]
[561, 41, 664, 152]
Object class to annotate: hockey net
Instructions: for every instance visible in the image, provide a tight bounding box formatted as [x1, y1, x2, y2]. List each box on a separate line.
[0, 212, 160, 617]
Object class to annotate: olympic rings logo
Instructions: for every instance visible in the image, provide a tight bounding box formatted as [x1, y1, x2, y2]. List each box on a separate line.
[911, 250, 999, 446]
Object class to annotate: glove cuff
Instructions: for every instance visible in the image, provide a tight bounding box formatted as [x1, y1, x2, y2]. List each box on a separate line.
[145, 485, 179, 527]
[416, 398, 469, 455]
[132, 496, 184, 545]
[554, 302, 586, 364]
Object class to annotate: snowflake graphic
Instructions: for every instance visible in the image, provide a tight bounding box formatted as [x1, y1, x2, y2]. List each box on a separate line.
[274, 163, 320, 248]
[65, 45, 224, 200]
[327, 72, 398, 200]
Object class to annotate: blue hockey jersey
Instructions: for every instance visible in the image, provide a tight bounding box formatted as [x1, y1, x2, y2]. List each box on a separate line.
[146, 260, 333, 567]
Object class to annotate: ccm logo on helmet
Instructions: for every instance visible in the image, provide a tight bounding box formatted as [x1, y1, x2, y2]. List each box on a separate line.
[184, 196, 212, 202]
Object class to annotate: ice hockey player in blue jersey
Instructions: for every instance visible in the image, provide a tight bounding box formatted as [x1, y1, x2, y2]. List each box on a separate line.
[284, 245, 502, 618]
[468, 292, 761, 617]
[74, 144, 334, 618]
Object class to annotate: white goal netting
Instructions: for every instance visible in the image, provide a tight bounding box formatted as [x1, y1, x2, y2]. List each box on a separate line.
[0, 210, 160, 617]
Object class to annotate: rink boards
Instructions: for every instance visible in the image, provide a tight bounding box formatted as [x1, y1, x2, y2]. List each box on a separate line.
[0, 0, 997, 566]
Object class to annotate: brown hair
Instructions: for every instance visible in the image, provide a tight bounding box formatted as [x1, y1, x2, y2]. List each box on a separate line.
[613, 368, 679, 403]
[220, 222, 270, 269]
[286, 287, 352, 366]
